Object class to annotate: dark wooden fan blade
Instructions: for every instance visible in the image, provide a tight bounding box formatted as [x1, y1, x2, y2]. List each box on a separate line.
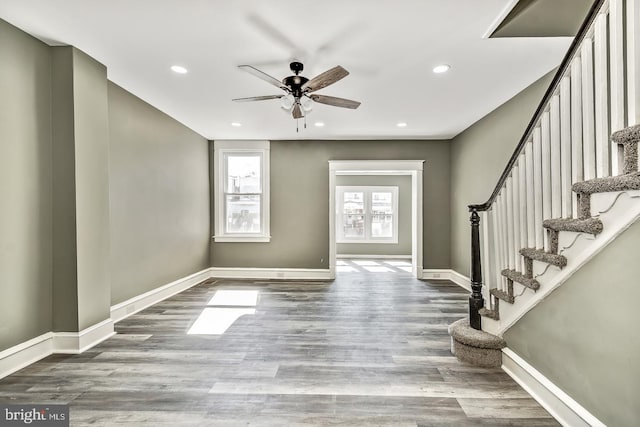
[292, 103, 303, 119]
[301, 66, 349, 93]
[238, 65, 289, 91]
[309, 94, 361, 109]
[232, 95, 284, 102]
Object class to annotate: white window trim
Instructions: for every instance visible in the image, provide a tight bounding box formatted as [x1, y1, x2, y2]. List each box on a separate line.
[336, 185, 399, 244]
[213, 140, 270, 242]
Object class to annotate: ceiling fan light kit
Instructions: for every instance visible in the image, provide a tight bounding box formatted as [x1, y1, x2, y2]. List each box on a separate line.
[233, 61, 361, 131]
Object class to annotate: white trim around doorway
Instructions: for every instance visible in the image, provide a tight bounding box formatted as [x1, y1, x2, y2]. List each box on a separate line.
[329, 160, 425, 280]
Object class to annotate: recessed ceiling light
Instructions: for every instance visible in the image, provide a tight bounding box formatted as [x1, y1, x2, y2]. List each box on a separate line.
[314, 122, 325, 127]
[396, 122, 408, 128]
[171, 65, 188, 74]
[433, 64, 450, 74]
[231, 122, 242, 127]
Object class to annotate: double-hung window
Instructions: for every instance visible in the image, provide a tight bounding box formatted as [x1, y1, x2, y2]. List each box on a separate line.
[336, 186, 398, 244]
[213, 140, 270, 242]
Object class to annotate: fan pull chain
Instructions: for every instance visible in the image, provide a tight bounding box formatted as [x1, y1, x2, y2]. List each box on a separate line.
[296, 119, 299, 133]
[304, 115, 307, 129]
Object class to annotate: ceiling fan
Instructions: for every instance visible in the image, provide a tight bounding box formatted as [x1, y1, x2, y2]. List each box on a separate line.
[232, 61, 361, 120]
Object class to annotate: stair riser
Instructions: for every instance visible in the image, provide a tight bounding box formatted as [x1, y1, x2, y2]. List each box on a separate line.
[623, 142, 638, 174]
[547, 230, 559, 254]
[525, 258, 533, 277]
[578, 193, 591, 218]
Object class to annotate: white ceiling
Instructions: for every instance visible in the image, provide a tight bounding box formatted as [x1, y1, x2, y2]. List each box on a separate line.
[0, 0, 572, 140]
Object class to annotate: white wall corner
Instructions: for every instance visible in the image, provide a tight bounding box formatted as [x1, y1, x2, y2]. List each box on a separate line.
[422, 269, 471, 292]
[502, 348, 606, 427]
[111, 268, 212, 323]
[208, 267, 331, 280]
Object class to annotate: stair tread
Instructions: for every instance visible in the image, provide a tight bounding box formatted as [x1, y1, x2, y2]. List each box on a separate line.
[479, 307, 499, 320]
[519, 248, 567, 267]
[611, 124, 640, 145]
[501, 269, 540, 290]
[490, 288, 514, 304]
[572, 172, 640, 195]
[542, 217, 603, 234]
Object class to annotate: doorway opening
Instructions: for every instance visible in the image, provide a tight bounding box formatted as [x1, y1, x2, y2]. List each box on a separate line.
[328, 160, 424, 279]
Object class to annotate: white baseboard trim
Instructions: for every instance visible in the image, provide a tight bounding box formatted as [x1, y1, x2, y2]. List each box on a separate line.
[0, 332, 54, 380]
[209, 267, 331, 280]
[54, 318, 115, 354]
[0, 318, 115, 380]
[110, 268, 212, 323]
[336, 254, 412, 259]
[422, 269, 471, 291]
[502, 348, 606, 427]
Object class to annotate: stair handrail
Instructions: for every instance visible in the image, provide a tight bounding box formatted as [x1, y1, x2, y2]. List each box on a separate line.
[469, 0, 606, 212]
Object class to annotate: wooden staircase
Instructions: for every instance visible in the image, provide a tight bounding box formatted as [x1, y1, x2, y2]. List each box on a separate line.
[480, 125, 640, 321]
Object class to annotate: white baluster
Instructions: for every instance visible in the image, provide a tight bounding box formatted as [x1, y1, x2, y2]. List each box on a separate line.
[506, 177, 515, 271]
[541, 111, 552, 251]
[560, 77, 573, 217]
[595, 13, 611, 177]
[611, 0, 625, 175]
[533, 127, 544, 249]
[628, 0, 640, 127]
[512, 165, 521, 272]
[550, 95, 562, 217]
[581, 38, 597, 180]
[481, 210, 492, 291]
[496, 195, 507, 289]
[525, 141, 536, 248]
[571, 59, 584, 218]
[500, 190, 510, 290]
[492, 199, 503, 292]
[518, 154, 527, 272]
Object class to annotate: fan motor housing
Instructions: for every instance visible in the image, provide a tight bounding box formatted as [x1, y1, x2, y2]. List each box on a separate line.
[283, 75, 309, 98]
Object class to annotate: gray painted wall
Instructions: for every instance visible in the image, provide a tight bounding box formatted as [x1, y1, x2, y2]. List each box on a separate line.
[335, 175, 411, 256]
[51, 47, 79, 332]
[0, 18, 53, 350]
[108, 82, 210, 306]
[211, 139, 450, 269]
[449, 70, 555, 276]
[504, 219, 640, 427]
[72, 49, 112, 330]
[51, 47, 112, 332]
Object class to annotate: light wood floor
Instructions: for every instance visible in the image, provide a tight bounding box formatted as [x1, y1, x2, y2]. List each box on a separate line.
[0, 259, 558, 426]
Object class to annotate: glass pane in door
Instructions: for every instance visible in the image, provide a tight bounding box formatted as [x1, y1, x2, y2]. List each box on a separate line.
[343, 192, 364, 238]
[371, 192, 393, 238]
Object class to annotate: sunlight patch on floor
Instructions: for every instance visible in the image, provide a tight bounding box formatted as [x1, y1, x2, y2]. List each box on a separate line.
[362, 266, 395, 273]
[337, 266, 358, 272]
[353, 260, 380, 266]
[187, 308, 256, 335]
[208, 289, 259, 306]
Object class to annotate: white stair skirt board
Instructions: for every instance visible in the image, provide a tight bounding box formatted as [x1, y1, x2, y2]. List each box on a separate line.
[208, 267, 331, 280]
[110, 268, 212, 323]
[0, 319, 115, 380]
[423, 269, 471, 292]
[484, 189, 640, 336]
[502, 348, 606, 427]
[336, 254, 411, 259]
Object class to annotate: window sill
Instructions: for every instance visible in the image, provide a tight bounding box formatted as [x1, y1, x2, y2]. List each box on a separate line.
[337, 240, 398, 244]
[212, 235, 271, 243]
